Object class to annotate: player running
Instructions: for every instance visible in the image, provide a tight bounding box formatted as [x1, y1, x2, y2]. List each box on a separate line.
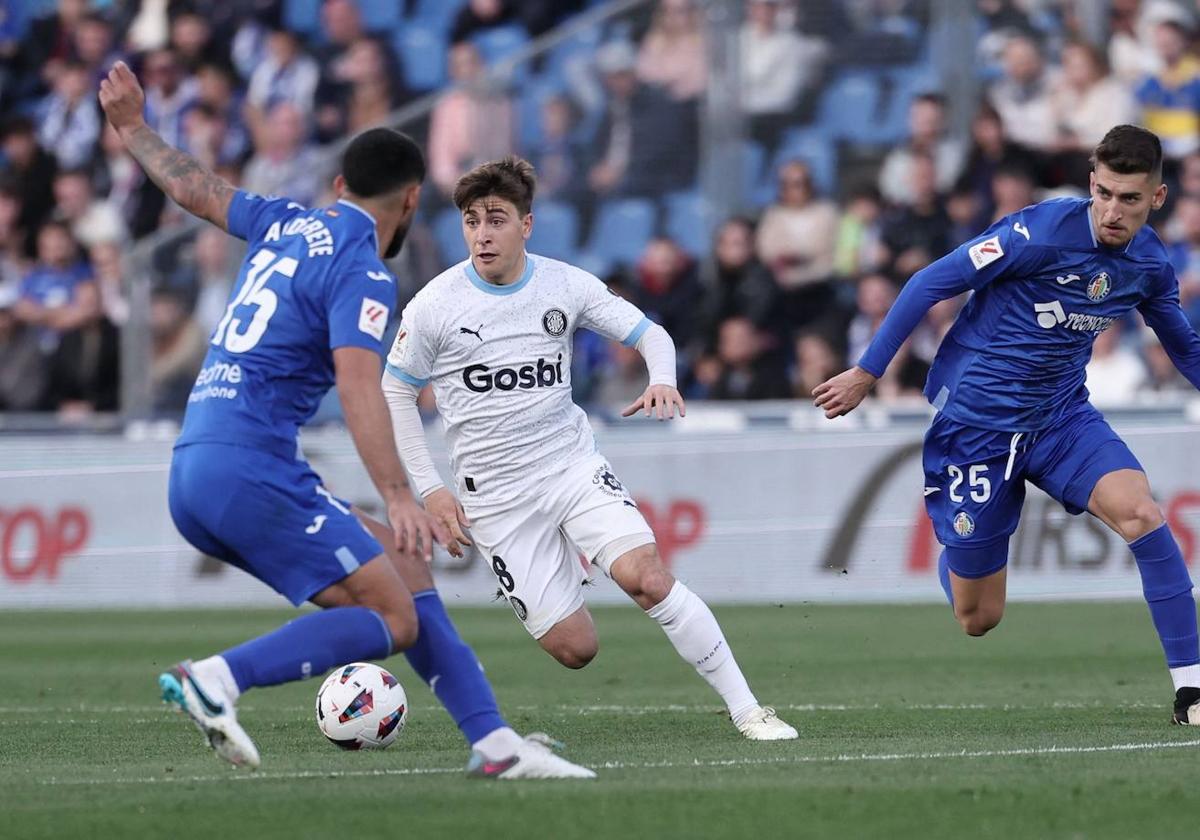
[382, 157, 796, 741]
[815, 125, 1200, 725]
[99, 62, 593, 779]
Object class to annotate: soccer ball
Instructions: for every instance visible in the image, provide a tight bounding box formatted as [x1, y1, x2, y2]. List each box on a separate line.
[315, 662, 408, 750]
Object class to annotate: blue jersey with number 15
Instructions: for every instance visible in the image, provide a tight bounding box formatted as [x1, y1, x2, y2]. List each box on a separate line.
[176, 191, 395, 458]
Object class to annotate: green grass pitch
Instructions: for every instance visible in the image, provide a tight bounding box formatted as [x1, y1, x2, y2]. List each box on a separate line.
[3, 602, 1198, 839]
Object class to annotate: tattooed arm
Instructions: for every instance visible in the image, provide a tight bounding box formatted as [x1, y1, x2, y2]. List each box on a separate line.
[98, 61, 234, 232]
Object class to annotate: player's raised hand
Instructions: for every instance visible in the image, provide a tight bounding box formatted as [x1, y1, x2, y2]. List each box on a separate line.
[423, 487, 473, 559]
[622, 384, 687, 421]
[813, 366, 877, 418]
[387, 492, 450, 563]
[98, 61, 146, 134]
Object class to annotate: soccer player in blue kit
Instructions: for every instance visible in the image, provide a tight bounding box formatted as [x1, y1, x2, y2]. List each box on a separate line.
[99, 62, 593, 777]
[815, 125, 1200, 725]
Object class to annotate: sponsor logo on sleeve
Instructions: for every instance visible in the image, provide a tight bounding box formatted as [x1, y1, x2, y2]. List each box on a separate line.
[968, 236, 1004, 270]
[358, 299, 389, 340]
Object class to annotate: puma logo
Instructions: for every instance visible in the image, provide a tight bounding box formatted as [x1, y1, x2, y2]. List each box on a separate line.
[459, 324, 484, 342]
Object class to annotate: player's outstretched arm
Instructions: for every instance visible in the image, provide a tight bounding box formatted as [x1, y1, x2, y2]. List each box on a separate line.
[98, 61, 234, 232]
[335, 347, 450, 561]
[620, 321, 686, 421]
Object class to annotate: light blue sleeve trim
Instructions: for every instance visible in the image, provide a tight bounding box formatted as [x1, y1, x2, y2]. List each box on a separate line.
[384, 363, 429, 388]
[621, 317, 652, 347]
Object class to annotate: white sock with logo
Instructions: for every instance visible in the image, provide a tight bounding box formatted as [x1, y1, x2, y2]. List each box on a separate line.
[646, 581, 759, 724]
[191, 655, 241, 703]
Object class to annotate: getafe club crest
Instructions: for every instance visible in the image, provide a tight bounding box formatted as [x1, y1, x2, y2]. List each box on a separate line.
[953, 511, 975, 537]
[1086, 271, 1112, 302]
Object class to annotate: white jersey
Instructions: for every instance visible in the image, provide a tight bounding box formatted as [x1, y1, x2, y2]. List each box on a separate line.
[385, 254, 649, 509]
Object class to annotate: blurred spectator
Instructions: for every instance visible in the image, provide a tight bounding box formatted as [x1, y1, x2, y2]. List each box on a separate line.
[95, 122, 165, 241]
[1135, 18, 1200, 162]
[911, 294, 966, 365]
[188, 227, 240, 334]
[314, 1, 408, 141]
[791, 330, 841, 400]
[53, 169, 128, 249]
[700, 217, 782, 342]
[517, 0, 586, 37]
[44, 306, 120, 416]
[1166, 193, 1200, 326]
[150, 287, 207, 412]
[878, 94, 966, 207]
[339, 37, 408, 137]
[990, 161, 1037, 221]
[1141, 327, 1191, 393]
[959, 103, 1035, 228]
[74, 12, 123, 88]
[37, 61, 101, 170]
[697, 316, 790, 400]
[846, 272, 899, 365]
[1180, 151, 1200, 198]
[245, 25, 319, 139]
[879, 152, 951, 278]
[193, 63, 250, 166]
[170, 11, 225, 73]
[0, 187, 25, 292]
[88, 241, 129, 328]
[451, 0, 519, 45]
[17, 0, 88, 97]
[1048, 39, 1136, 187]
[1110, 0, 1196, 84]
[636, 0, 707, 102]
[591, 341, 655, 408]
[740, 0, 828, 148]
[634, 237, 703, 351]
[834, 185, 885, 278]
[837, 0, 925, 66]
[1086, 322, 1146, 404]
[242, 102, 323, 208]
[429, 42, 515, 196]
[15, 220, 98, 351]
[143, 48, 199, 151]
[0, 285, 46, 411]
[1, 117, 57, 255]
[756, 160, 840, 327]
[988, 32, 1057, 154]
[531, 95, 585, 205]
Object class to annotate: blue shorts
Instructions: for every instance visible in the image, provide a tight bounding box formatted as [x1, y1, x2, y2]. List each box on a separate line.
[168, 443, 384, 605]
[922, 403, 1142, 579]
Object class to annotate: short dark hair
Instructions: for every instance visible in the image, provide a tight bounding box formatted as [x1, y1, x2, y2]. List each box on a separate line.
[1092, 125, 1163, 181]
[340, 128, 425, 197]
[453, 156, 537, 216]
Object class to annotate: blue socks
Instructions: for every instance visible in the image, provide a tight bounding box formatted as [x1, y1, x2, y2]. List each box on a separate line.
[403, 589, 507, 745]
[938, 551, 955, 608]
[1130, 524, 1200, 668]
[221, 606, 393, 692]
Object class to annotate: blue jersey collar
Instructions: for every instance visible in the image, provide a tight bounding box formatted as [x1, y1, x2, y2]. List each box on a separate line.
[336, 199, 380, 254]
[465, 253, 535, 295]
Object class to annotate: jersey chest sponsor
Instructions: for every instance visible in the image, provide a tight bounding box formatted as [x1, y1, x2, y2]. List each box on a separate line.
[462, 354, 565, 393]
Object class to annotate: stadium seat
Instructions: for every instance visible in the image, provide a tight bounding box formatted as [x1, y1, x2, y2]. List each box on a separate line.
[433, 206, 466, 265]
[472, 24, 531, 83]
[816, 71, 883, 145]
[870, 63, 942, 145]
[516, 78, 567, 150]
[663, 191, 711, 258]
[357, 0, 402, 32]
[582, 198, 656, 269]
[527, 201, 580, 262]
[545, 27, 603, 77]
[282, 0, 322, 36]
[770, 128, 838, 198]
[411, 0, 468, 32]
[394, 24, 447, 92]
[740, 140, 766, 205]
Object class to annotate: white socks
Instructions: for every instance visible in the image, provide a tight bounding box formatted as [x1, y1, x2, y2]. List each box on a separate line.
[646, 581, 759, 724]
[1170, 663, 1200, 692]
[472, 726, 524, 762]
[191, 655, 241, 702]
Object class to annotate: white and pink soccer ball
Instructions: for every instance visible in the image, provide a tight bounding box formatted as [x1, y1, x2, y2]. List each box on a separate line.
[315, 662, 408, 750]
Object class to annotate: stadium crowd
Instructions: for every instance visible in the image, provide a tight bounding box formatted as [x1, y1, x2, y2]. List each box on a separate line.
[0, 0, 1199, 418]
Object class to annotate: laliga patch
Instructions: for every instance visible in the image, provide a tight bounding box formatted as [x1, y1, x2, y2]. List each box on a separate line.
[968, 236, 1004, 270]
[953, 511, 975, 538]
[358, 298, 389, 340]
[1086, 271, 1112, 302]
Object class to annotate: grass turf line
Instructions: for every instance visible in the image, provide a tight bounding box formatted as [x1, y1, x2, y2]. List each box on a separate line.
[1, 602, 1198, 839]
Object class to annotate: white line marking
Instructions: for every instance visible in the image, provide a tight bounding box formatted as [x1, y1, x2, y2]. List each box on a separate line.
[32, 739, 1200, 786]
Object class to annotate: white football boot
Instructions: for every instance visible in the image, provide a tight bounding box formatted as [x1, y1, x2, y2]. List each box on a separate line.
[735, 706, 799, 741]
[159, 661, 261, 768]
[467, 733, 596, 780]
[1173, 687, 1200, 725]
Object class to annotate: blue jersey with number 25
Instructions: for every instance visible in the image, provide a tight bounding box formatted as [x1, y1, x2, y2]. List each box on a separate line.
[176, 191, 394, 457]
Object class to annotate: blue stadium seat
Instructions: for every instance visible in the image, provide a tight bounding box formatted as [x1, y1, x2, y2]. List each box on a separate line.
[394, 24, 447, 92]
[770, 129, 838, 197]
[472, 24, 531, 83]
[412, 0, 468, 32]
[740, 140, 766, 205]
[357, 0, 402, 32]
[871, 63, 942, 145]
[545, 27, 603, 76]
[581, 198, 656, 270]
[283, 0, 322, 36]
[663, 191, 711, 258]
[516, 78, 566, 151]
[816, 71, 883, 145]
[433, 207, 466, 266]
[527, 201, 580, 263]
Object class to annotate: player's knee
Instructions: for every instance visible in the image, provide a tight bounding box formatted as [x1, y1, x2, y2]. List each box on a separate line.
[548, 638, 598, 670]
[615, 546, 675, 605]
[956, 606, 1003, 637]
[1118, 498, 1165, 542]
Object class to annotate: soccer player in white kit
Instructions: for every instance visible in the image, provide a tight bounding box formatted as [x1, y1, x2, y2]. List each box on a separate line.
[382, 157, 796, 740]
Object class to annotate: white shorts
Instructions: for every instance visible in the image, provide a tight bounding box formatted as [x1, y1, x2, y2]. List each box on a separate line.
[465, 453, 654, 639]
